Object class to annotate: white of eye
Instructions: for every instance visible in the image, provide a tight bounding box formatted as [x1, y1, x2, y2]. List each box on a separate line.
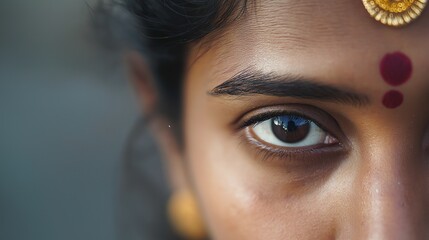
[251, 116, 336, 148]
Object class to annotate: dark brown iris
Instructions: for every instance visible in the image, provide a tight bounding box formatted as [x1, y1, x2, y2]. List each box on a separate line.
[271, 116, 310, 144]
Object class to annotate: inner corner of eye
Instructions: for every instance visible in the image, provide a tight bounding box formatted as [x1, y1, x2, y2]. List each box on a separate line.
[323, 134, 339, 145]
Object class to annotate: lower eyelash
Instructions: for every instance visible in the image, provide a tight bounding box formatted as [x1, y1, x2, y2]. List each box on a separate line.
[249, 139, 302, 163]
[243, 128, 344, 162]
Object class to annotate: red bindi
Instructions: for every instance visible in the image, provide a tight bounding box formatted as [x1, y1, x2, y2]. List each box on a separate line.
[382, 90, 404, 109]
[380, 52, 412, 86]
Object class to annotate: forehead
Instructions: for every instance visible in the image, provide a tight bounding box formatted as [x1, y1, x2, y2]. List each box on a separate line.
[226, 0, 429, 48]
[189, 0, 429, 87]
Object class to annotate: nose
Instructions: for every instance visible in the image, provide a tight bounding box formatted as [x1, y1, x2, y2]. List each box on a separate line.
[349, 143, 429, 240]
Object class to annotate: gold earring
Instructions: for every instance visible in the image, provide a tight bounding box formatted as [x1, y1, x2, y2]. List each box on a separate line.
[167, 190, 207, 240]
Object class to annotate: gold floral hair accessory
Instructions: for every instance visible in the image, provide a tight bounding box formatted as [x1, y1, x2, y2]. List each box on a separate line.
[362, 0, 427, 27]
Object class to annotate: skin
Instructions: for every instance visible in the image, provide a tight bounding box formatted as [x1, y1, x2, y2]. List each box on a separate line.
[134, 0, 429, 239]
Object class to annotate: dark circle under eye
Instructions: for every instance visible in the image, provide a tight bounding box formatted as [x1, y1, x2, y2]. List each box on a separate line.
[271, 116, 310, 144]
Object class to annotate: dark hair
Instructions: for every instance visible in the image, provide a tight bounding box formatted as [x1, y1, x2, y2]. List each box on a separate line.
[95, 1, 248, 239]
[124, 0, 248, 125]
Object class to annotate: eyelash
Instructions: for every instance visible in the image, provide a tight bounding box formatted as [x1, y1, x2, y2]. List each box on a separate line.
[238, 109, 345, 164]
[239, 110, 314, 130]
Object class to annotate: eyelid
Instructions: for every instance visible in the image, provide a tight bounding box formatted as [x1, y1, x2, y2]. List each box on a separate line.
[243, 128, 346, 167]
[239, 111, 310, 129]
[235, 104, 349, 148]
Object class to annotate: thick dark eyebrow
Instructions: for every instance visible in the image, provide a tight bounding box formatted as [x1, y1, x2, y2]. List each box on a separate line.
[208, 69, 370, 107]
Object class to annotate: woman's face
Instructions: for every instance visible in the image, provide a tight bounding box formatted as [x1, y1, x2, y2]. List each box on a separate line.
[180, 0, 429, 239]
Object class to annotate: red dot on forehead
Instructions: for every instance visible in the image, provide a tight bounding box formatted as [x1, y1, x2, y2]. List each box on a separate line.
[382, 90, 404, 109]
[380, 52, 412, 86]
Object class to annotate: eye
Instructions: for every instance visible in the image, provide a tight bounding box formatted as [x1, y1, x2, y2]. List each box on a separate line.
[250, 115, 338, 148]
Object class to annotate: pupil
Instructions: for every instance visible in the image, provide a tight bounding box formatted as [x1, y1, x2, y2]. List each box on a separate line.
[271, 116, 310, 144]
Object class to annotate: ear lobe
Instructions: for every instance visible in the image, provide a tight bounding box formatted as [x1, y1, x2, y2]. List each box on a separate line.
[152, 119, 189, 191]
[125, 51, 157, 114]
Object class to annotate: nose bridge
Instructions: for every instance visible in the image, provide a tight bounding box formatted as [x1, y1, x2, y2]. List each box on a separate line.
[354, 141, 424, 240]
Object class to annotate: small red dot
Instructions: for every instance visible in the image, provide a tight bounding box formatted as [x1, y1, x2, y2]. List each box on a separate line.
[380, 52, 412, 86]
[382, 90, 404, 109]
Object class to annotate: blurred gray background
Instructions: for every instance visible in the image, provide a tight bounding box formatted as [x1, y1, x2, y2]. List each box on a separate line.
[0, 1, 139, 239]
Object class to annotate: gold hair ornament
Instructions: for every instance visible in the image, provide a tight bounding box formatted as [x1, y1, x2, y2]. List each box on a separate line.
[362, 0, 427, 27]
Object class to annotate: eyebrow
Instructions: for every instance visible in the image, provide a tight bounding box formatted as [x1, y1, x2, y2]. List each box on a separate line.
[208, 69, 370, 107]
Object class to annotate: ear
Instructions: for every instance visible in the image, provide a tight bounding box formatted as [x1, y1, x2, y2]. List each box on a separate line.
[125, 51, 189, 192]
[125, 51, 157, 114]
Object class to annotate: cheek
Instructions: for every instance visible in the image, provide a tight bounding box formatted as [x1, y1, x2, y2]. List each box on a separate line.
[183, 104, 339, 239]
